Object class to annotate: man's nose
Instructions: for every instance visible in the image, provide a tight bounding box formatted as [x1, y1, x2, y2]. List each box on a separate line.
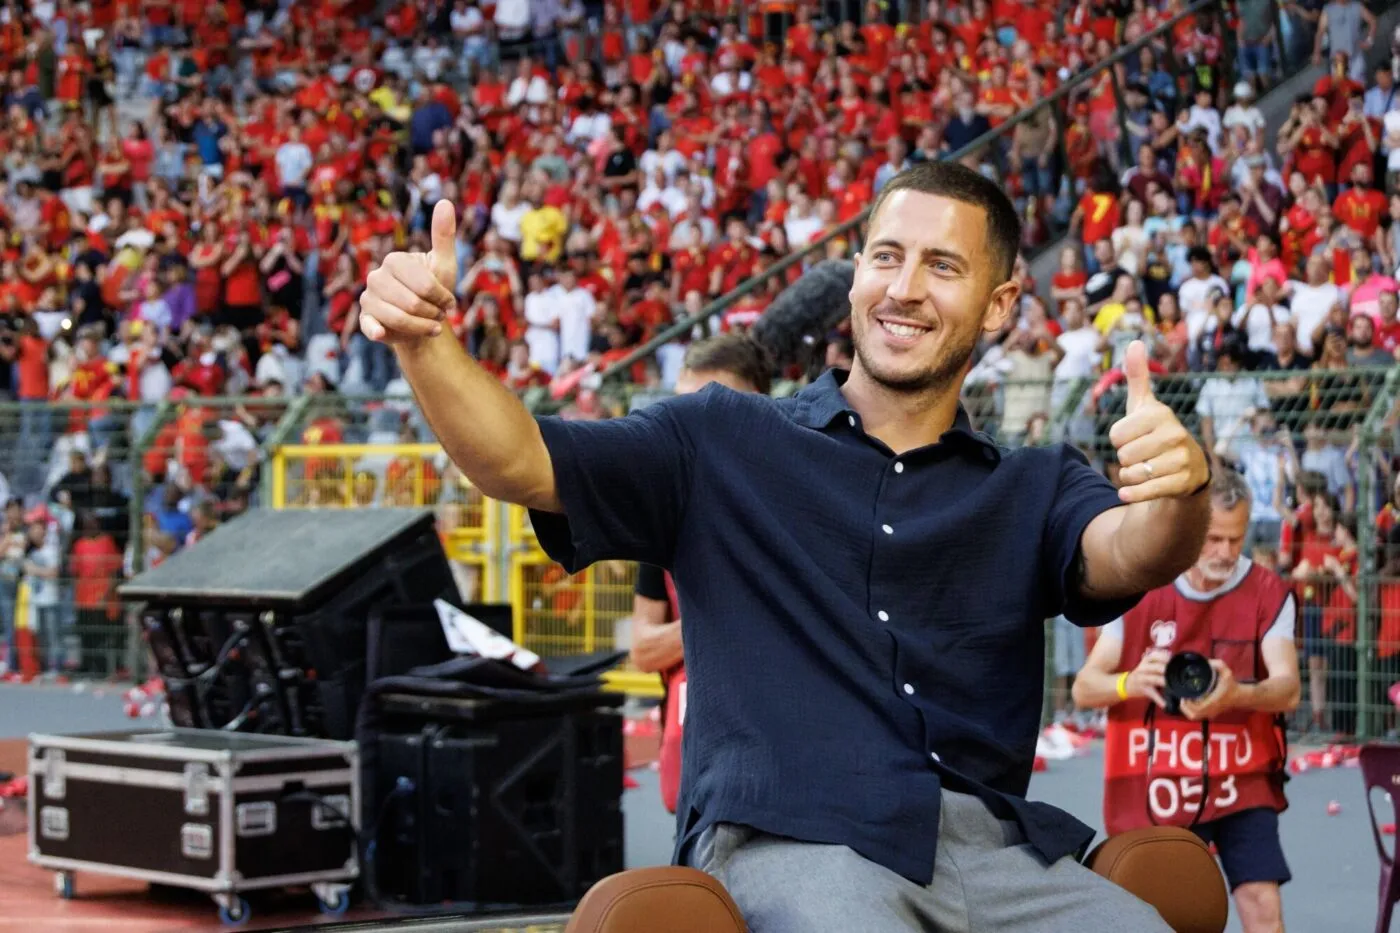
[885, 261, 926, 306]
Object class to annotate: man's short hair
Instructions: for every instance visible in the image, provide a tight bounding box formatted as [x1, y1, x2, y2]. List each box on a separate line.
[866, 161, 1021, 283]
[682, 333, 772, 395]
[1211, 469, 1252, 512]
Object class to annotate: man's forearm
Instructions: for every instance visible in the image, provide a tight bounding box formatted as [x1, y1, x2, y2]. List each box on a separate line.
[630, 620, 684, 673]
[1106, 493, 1212, 593]
[1071, 666, 1125, 710]
[1233, 676, 1301, 715]
[395, 331, 560, 511]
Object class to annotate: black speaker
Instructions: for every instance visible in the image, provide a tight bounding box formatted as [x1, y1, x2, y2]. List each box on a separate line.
[120, 509, 459, 739]
[367, 690, 625, 908]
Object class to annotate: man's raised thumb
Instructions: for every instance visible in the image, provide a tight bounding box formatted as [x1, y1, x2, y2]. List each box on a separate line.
[428, 199, 458, 291]
[1123, 339, 1153, 413]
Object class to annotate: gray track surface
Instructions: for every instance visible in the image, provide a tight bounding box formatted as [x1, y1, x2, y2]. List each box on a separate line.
[1, 684, 1379, 932]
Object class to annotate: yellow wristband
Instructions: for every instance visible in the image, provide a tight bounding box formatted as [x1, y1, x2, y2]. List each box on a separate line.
[1115, 672, 1130, 701]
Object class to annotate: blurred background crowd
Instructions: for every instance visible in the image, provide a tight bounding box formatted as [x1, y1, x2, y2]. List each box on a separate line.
[0, 0, 1397, 740]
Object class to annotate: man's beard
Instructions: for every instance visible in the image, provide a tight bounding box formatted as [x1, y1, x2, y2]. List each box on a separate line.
[1196, 557, 1237, 583]
[851, 319, 979, 394]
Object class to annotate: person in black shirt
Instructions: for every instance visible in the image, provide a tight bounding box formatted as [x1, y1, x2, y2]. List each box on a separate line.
[601, 126, 640, 194]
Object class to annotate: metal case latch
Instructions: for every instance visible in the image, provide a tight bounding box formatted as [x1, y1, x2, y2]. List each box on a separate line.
[42, 750, 66, 800]
[183, 763, 211, 816]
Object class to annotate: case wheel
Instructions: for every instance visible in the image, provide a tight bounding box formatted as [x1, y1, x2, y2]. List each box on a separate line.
[54, 872, 74, 899]
[316, 887, 350, 916]
[218, 896, 250, 926]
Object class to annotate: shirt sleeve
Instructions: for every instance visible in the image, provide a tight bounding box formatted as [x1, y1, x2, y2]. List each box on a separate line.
[634, 563, 670, 601]
[1045, 447, 1145, 627]
[1263, 592, 1296, 641]
[528, 393, 700, 573]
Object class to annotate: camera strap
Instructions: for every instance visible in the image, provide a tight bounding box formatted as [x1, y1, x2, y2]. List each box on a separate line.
[1142, 703, 1212, 830]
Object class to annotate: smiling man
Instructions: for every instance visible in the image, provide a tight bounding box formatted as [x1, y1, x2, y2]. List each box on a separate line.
[356, 161, 1213, 932]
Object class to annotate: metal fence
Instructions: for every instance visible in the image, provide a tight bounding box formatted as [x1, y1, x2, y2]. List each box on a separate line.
[9, 369, 1400, 738]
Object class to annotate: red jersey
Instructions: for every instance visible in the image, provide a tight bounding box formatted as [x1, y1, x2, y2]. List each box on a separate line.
[658, 572, 685, 815]
[1103, 561, 1291, 835]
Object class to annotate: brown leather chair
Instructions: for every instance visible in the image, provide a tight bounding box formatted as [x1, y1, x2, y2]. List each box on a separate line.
[1085, 826, 1229, 933]
[566, 827, 1229, 933]
[564, 866, 748, 933]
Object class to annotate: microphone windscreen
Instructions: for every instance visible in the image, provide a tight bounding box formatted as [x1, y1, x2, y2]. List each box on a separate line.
[749, 260, 855, 366]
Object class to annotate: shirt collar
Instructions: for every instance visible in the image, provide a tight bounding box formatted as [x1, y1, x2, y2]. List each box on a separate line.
[792, 369, 1001, 460]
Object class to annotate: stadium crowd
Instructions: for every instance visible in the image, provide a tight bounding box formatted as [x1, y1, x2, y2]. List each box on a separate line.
[0, 0, 1394, 737]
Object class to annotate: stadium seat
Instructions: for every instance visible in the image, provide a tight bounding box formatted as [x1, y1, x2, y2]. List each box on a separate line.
[567, 827, 1229, 933]
[1086, 826, 1229, 933]
[1359, 743, 1400, 933]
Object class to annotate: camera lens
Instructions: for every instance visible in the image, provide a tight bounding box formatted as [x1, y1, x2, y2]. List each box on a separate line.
[1164, 651, 1217, 702]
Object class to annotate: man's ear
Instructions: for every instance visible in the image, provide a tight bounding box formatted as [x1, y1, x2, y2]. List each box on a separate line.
[983, 280, 1021, 335]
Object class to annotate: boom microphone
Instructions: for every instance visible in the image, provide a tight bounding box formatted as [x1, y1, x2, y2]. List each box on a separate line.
[749, 259, 855, 367]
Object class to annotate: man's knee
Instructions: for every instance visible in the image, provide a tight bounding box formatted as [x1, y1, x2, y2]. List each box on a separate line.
[719, 836, 918, 933]
[1234, 881, 1283, 933]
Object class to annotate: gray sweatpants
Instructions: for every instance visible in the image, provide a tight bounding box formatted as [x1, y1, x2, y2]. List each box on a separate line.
[685, 789, 1173, 933]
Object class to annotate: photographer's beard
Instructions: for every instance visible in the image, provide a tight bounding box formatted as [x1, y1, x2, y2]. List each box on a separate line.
[1194, 553, 1238, 584]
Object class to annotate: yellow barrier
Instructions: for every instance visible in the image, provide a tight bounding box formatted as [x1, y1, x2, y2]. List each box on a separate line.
[508, 551, 638, 656]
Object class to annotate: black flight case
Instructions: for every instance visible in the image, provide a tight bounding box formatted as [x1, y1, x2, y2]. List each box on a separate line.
[28, 728, 359, 926]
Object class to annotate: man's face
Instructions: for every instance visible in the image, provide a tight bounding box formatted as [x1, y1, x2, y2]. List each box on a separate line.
[1196, 502, 1249, 582]
[848, 190, 1016, 394]
[675, 367, 755, 395]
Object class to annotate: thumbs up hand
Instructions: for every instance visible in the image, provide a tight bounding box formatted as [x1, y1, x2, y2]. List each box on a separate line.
[1108, 340, 1210, 504]
[359, 200, 460, 346]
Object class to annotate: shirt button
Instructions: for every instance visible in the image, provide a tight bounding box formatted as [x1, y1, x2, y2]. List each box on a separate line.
[882, 524, 893, 535]
[847, 415, 856, 427]
[903, 683, 915, 695]
[877, 610, 890, 622]
[894, 462, 905, 474]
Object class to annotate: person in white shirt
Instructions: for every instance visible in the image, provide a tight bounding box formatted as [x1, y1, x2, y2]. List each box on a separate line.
[640, 131, 688, 184]
[1183, 87, 1224, 152]
[522, 273, 562, 373]
[547, 269, 597, 365]
[1283, 254, 1342, 357]
[490, 182, 532, 246]
[709, 54, 751, 98]
[274, 128, 313, 205]
[637, 167, 689, 219]
[1233, 277, 1290, 358]
[411, 35, 454, 82]
[1195, 346, 1270, 458]
[1364, 62, 1400, 119]
[493, 0, 530, 43]
[783, 186, 824, 249]
[1177, 247, 1232, 343]
[450, 0, 492, 72]
[1222, 82, 1267, 143]
[506, 57, 551, 107]
[1227, 410, 1294, 548]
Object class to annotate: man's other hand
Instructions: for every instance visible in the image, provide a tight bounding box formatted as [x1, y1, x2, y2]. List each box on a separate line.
[359, 200, 459, 347]
[1109, 340, 1210, 504]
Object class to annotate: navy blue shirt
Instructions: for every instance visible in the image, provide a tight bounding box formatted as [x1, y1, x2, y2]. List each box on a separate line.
[530, 370, 1141, 884]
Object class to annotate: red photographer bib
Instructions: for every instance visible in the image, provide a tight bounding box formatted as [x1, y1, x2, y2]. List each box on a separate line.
[1103, 561, 1291, 835]
[658, 572, 685, 814]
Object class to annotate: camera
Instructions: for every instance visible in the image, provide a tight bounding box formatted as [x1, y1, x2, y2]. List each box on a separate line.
[1162, 651, 1217, 716]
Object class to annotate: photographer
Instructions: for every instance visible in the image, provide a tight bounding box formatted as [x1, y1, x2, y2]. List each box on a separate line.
[1073, 470, 1300, 933]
